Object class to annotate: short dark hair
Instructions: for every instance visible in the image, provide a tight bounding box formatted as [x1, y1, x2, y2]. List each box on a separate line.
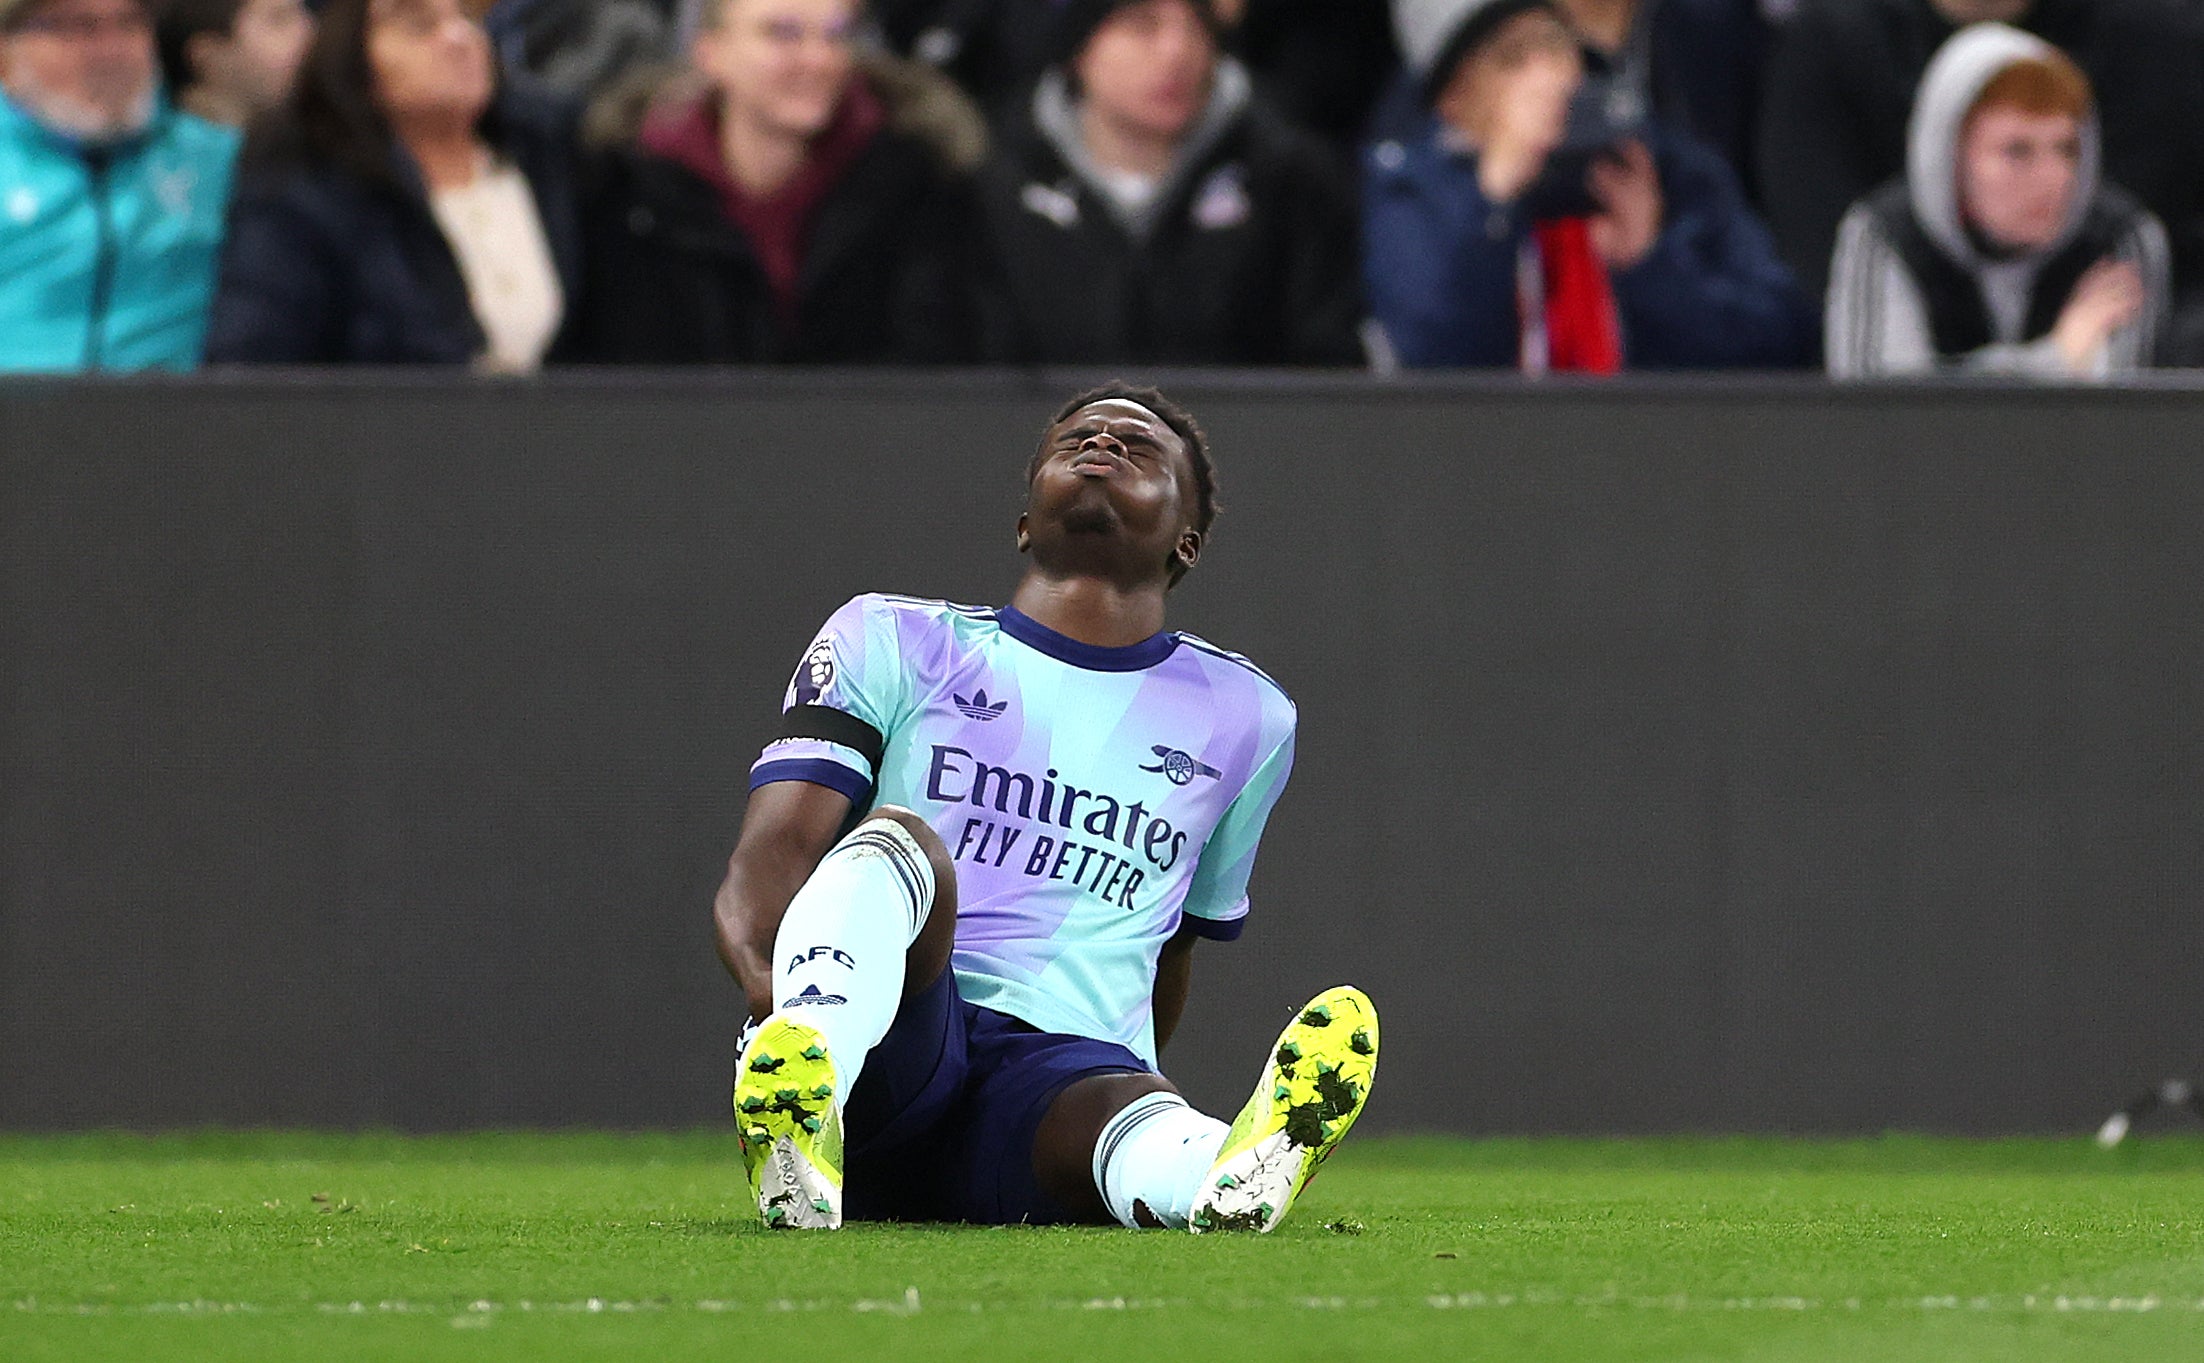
[1029, 383, 1220, 585]
[155, 0, 246, 98]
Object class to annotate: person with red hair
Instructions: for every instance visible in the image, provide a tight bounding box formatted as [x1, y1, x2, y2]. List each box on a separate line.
[1825, 23, 2168, 378]
[1759, 0, 2204, 308]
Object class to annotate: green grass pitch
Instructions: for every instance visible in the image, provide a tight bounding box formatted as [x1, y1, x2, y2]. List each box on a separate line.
[6, 1132, 2204, 1362]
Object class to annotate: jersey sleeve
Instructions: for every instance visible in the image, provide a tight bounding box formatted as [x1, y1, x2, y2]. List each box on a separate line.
[1178, 721, 1296, 941]
[748, 596, 907, 808]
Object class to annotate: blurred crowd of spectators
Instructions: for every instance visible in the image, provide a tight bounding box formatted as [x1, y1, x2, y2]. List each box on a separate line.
[3, 0, 2203, 378]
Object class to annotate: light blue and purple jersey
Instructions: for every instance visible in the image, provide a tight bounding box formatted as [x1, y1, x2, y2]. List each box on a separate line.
[750, 594, 1297, 1065]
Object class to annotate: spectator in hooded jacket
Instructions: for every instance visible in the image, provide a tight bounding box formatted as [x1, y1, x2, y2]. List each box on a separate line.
[972, 0, 1361, 366]
[1826, 24, 2166, 378]
[0, 0, 237, 371]
[1366, 0, 1810, 371]
[1758, 0, 2204, 305]
[574, 0, 984, 363]
[155, 0, 314, 129]
[206, 0, 586, 368]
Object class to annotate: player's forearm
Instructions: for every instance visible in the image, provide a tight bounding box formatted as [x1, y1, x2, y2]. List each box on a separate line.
[714, 850, 814, 1023]
[714, 782, 858, 1021]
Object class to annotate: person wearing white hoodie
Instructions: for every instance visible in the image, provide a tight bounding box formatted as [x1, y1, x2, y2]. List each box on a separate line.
[1824, 23, 2168, 379]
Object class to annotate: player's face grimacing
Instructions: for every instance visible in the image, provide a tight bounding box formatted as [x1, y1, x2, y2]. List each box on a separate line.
[1018, 400, 1202, 588]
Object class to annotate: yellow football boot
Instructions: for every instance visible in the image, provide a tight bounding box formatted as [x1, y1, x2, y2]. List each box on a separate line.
[733, 1015, 845, 1229]
[1189, 986, 1378, 1233]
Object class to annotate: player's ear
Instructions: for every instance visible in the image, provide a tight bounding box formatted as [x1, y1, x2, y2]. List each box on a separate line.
[1016, 512, 1032, 554]
[1174, 529, 1202, 574]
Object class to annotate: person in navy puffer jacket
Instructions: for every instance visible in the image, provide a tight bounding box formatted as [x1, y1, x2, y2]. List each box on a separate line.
[1367, 0, 1811, 372]
[0, 0, 238, 372]
[206, 0, 584, 369]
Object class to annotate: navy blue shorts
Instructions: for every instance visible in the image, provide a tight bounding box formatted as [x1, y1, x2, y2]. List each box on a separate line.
[837, 968, 1151, 1225]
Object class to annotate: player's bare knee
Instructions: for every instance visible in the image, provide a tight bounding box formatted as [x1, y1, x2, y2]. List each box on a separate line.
[1045, 1072, 1181, 1147]
[1033, 1072, 1184, 1224]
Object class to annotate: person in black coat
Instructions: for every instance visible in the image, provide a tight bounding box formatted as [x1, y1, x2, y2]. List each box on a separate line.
[973, 0, 1362, 366]
[207, 0, 587, 367]
[882, 0, 1396, 161]
[1757, 0, 2204, 303]
[572, 0, 985, 363]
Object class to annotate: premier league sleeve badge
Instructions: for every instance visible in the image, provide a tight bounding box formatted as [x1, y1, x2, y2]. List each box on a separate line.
[788, 638, 837, 709]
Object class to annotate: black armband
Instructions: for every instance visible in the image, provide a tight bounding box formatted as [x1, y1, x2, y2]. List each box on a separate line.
[778, 704, 886, 770]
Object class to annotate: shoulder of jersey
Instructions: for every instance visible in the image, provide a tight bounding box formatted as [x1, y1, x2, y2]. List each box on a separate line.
[859, 592, 996, 621]
[859, 592, 999, 642]
[1173, 630, 1297, 715]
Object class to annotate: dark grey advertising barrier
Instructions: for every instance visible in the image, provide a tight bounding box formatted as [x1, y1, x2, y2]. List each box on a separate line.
[2, 374, 2199, 1134]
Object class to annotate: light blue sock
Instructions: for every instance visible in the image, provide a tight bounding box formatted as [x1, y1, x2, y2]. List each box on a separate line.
[767, 818, 935, 1095]
[1091, 1092, 1228, 1229]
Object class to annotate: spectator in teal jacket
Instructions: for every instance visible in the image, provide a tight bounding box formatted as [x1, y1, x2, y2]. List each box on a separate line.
[0, 0, 238, 372]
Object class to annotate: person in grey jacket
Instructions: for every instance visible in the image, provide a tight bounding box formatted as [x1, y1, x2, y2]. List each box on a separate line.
[1824, 22, 2168, 379]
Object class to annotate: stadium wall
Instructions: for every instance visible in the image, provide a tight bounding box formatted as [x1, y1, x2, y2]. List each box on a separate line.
[2, 372, 2199, 1136]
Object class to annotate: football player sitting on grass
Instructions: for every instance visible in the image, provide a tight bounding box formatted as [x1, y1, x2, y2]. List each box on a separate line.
[713, 384, 1377, 1231]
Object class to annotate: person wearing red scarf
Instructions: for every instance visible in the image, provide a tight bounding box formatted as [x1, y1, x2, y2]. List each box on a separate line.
[1423, 0, 1626, 372]
[1366, 0, 1811, 371]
